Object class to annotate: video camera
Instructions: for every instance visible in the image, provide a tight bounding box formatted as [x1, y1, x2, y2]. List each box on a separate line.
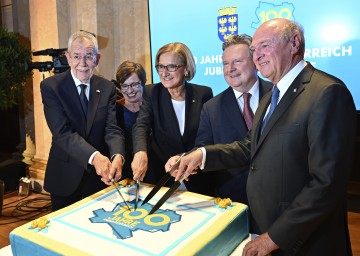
[25, 48, 69, 74]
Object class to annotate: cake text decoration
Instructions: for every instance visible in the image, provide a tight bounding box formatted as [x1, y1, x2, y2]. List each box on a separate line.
[89, 199, 181, 239]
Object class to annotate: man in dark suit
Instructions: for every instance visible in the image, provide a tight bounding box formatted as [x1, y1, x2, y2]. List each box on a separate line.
[168, 19, 356, 255]
[40, 31, 125, 211]
[195, 34, 272, 204]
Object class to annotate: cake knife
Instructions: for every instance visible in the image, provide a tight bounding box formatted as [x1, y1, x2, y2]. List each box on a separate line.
[111, 179, 131, 211]
[135, 179, 140, 210]
[148, 175, 186, 215]
[141, 153, 186, 206]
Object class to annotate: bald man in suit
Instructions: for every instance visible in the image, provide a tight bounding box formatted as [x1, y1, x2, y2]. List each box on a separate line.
[168, 19, 356, 255]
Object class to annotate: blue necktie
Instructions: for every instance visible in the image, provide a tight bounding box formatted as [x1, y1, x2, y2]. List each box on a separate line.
[260, 85, 279, 134]
[79, 84, 88, 116]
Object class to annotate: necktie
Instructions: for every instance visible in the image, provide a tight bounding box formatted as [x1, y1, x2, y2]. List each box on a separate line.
[260, 85, 279, 134]
[242, 92, 254, 130]
[79, 84, 88, 116]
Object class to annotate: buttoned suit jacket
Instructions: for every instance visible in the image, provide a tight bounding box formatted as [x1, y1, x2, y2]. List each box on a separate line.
[132, 82, 213, 195]
[41, 70, 125, 197]
[204, 63, 356, 255]
[195, 78, 272, 202]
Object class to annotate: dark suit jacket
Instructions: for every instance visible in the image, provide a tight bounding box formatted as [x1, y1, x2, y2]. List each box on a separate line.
[116, 103, 138, 179]
[41, 70, 125, 197]
[132, 82, 213, 195]
[195, 78, 272, 203]
[204, 63, 356, 255]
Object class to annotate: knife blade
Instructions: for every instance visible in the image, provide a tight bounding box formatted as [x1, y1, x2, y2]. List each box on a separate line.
[111, 179, 131, 211]
[141, 153, 186, 206]
[135, 180, 140, 210]
[148, 176, 185, 215]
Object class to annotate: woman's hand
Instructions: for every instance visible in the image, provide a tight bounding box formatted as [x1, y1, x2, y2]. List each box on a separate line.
[131, 151, 148, 181]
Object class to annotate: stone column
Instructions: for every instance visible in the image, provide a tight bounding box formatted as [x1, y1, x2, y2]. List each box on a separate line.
[115, 0, 152, 82]
[12, 0, 36, 166]
[27, 0, 59, 189]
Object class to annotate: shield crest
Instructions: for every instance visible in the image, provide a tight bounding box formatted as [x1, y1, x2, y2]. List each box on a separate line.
[218, 13, 238, 42]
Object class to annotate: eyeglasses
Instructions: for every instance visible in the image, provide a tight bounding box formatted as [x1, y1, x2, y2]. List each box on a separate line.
[70, 54, 96, 64]
[155, 64, 183, 72]
[120, 81, 141, 91]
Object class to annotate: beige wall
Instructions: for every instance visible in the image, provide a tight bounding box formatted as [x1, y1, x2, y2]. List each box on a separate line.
[4, 0, 151, 189]
[37, 0, 152, 83]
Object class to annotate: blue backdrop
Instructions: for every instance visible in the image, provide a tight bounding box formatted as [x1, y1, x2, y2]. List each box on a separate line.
[149, 0, 360, 109]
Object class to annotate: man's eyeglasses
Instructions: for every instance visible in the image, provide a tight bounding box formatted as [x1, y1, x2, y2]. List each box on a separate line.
[155, 64, 183, 72]
[120, 81, 141, 91]
[70, 54, 96, 64]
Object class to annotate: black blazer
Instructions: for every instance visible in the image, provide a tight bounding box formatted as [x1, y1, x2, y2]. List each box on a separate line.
[132, 82, 213, 194]
[195, 78, 272, 203]
[116, 103, 138, 179]
[204, 63, 356, 255]
[40, 70, 125, 197]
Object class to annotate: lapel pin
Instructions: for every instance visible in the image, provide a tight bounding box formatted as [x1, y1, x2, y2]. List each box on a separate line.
[96, 90, 100, 94]
[192, 100, 195, 102]
[293, 88, 297, 93]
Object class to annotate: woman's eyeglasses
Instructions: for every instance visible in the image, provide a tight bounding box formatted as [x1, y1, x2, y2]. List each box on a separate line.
[155, 64, 183, 72]
[120, 81, 141, 91]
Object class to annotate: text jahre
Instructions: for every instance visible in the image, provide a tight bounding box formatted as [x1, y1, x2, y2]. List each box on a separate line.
[196, 55, 223, 64]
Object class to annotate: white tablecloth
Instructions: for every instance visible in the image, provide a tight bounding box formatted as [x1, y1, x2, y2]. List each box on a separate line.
[0, 245, 11, 256]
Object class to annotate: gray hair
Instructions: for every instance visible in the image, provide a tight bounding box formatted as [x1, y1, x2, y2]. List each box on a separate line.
[280, 20, 305, 56]
[67, 31, 98, 55]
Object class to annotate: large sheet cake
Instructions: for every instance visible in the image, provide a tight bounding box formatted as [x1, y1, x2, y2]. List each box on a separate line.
[10, 183, 249, 255]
